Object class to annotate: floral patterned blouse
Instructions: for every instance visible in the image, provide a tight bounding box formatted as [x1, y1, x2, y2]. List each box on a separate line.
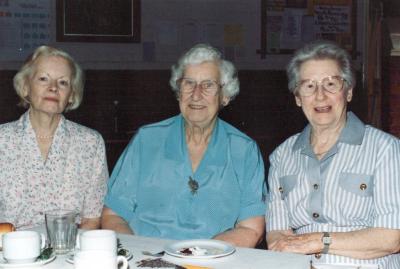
[0, 111, 108, 229]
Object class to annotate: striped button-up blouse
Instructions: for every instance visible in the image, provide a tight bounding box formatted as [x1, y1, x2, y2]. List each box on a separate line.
[266, 112, 400, 269]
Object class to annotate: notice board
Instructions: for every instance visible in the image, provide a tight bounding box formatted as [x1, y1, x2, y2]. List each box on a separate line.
[258, 0, 356, 58]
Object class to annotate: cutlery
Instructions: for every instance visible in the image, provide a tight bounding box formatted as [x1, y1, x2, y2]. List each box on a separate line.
[141, 250, 165, 257]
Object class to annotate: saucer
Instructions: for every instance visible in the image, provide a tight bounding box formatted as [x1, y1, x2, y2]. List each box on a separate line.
[0, 253, 56, 268]
[66, 248, 132, 264]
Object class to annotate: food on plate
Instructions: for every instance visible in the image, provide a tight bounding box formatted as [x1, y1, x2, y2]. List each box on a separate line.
[179, 246, 208, 256]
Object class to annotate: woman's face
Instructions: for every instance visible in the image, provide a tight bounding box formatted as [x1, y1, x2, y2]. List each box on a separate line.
[295, 59, 352, 130]
[24, 55, 73, 116]
[178, 61, 229, 129]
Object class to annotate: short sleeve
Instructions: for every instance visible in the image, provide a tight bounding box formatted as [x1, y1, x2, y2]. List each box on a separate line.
[373, 138, 400, 229]
[104, 131, 142, 222]
[266, 146, 291, 232]
[82, 134, 108, 218]
[237, 141, 267, 222]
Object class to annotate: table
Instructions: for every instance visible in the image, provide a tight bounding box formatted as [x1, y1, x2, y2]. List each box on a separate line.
[30, 230, 311, 269]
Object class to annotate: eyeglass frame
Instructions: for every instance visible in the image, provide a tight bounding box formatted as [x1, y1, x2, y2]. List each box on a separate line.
[177, 77, 223, 96]
[295, 75, 347, 97]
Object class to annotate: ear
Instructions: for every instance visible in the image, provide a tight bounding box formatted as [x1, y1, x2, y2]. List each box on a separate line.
[221, 96, 230, 107]
[346, 88, 353, 102]
[295, 95, 302, 107]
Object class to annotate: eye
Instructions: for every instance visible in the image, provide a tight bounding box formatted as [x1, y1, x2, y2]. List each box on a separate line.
[38, 76, 48, 82]
[59, 80, 70, 87]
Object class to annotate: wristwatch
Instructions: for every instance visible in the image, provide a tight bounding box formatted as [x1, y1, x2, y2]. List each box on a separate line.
[321, 232, 331, 254]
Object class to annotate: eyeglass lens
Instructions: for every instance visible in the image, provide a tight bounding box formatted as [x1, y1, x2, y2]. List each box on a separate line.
[297, 76, 344, 96]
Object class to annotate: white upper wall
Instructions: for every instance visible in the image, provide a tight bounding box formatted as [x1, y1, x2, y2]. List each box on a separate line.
[0, 0, 365, 70]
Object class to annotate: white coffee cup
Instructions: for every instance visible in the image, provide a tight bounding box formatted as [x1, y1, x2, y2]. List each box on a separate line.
[74, 250, 128, 269]
[77, 229, 117, 254]
[2, 231, 46, 264]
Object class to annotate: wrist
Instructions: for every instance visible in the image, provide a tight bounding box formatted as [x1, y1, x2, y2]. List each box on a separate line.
[321, 232, 331, 254]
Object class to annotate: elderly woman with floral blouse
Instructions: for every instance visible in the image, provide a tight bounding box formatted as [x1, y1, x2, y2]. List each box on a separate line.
[0, 46, 108, 229]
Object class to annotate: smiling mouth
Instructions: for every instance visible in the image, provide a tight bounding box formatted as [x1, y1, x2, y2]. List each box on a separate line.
[189, 104, 205, 110]
[314, 106, 331, 113]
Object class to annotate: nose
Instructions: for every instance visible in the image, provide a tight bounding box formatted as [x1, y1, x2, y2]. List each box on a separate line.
[314, 84, 327, 100]
[48, 80, 59, 92]
[190, 83, 203, 100]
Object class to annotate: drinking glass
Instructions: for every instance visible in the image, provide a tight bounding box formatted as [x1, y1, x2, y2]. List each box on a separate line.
[45, 209, 78, 254]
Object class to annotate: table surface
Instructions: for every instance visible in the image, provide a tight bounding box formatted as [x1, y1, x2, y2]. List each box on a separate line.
[7, 227, 312, 269]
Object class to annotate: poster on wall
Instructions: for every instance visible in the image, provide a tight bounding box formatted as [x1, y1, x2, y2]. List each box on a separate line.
[0, 0, 50, 56]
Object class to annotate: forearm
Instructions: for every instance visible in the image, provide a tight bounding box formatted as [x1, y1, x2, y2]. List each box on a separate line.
[213, 227, 262, 248]
[79, 217, 101, 230]
[100, 207, 134, 235]
[213, 216, 265, 248]
[330, 228, 400, 259]
[268, 228, 400, 259]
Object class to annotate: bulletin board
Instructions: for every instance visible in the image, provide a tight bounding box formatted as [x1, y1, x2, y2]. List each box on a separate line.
[258, 0, 356, 58]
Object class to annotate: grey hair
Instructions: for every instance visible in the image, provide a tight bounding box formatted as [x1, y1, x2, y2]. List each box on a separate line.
[169, 43, 239, 100]
[13, 45, 84, 111]
[286, 40, 355, 93]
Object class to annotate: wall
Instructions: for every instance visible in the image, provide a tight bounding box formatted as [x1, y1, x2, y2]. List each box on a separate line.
[0, 0, 366, 70]
[0, 0, 369, 170]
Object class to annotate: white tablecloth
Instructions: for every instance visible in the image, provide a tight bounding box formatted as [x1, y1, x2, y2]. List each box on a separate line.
[22, 228, 311, 269]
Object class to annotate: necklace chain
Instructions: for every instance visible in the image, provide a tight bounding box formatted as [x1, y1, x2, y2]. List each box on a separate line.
[36, 134, 54, 139]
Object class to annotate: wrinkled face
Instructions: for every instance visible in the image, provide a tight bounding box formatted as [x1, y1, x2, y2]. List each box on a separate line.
[178, 61, 229, 129]
[295, 59, 353, 130]
[24, 56, 73, 116]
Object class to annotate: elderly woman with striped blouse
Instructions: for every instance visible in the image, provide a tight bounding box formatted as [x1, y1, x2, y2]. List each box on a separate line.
[266, 40, 400, 269]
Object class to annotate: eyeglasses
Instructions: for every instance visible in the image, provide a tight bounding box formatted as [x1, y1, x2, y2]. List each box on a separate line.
[177, 78, 221, 96]
[295, 76, 346, 97]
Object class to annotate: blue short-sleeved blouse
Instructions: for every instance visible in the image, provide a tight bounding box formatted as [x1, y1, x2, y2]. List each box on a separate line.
[105, 115, 266, 239]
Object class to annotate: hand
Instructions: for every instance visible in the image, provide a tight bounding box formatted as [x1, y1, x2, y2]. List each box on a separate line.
[268, 232, 322, 255]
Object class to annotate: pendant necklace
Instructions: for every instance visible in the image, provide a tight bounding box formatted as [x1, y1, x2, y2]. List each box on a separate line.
[188, 176, 199, 195]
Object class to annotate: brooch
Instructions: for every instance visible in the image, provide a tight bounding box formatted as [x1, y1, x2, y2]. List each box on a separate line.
[188, 176, 199, 195]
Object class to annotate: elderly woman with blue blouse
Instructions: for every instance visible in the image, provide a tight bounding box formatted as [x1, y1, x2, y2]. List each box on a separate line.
[266, 40, 400, 268]
[101, 44, 266, 247]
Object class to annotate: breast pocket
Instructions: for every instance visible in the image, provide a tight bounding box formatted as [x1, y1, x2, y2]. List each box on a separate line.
[339, 172, 374, 197]
[278, 175, 298, 200]
[337, 172, 374, 220]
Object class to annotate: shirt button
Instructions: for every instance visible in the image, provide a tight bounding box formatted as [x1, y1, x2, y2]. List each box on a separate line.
[313, 184, 319, 190]
[360, 183, 367, 190]
[315, 253, 322, 259]
[313, 212, 320, 218]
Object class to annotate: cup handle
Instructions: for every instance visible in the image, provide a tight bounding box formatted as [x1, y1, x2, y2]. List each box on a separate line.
[40, 233, 46, 249]
[117, 255, 128, 269]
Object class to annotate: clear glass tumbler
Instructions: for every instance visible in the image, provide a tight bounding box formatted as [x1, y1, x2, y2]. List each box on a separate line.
[45, 209, 78, 254]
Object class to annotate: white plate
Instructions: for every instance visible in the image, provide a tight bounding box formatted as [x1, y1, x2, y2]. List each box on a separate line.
[65, 249, 133, 264]
[164, 239, 235, 259]
[0, 254, 56, 268]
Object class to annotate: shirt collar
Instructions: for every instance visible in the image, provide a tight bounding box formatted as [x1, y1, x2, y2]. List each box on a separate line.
[165, 115, 227, 166]
[293, 111, 365, 153]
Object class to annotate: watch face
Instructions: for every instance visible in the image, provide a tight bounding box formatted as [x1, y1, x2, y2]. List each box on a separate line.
[322, 236, 331, 244]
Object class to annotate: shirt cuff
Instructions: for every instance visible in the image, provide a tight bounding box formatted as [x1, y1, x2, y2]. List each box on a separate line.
[104, 195, 135, 222]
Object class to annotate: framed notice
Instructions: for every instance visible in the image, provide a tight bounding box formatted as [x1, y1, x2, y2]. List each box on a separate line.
[258, 0, 356, 58]
[56, 0, 140, 43]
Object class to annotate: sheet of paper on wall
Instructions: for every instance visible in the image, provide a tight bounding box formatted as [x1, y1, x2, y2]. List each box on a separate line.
[156, 21, 178, 46]
[0, 0, 50, 59]
[280, 8, 307, 50]
[224, 24, 243, 46]
[204, 23, 224, 48]
[266, 10, 283, 53]
[181, 22, 201, 51]
[314, 5, 350, 34]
